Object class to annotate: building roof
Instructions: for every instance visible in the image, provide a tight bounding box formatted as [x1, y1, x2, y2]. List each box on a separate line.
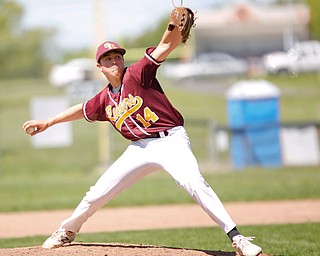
[196, 2, 310, 29]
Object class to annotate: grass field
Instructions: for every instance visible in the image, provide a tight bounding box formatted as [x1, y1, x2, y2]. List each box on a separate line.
[1, 224, 320, 255]
[1, 165, 320, 212]
[0, 73, 319, 254]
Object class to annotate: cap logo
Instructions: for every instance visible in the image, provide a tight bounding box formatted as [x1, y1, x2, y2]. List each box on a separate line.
[104, 42, 116, 49]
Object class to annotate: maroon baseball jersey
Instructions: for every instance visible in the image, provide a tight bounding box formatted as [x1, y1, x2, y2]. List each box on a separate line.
[82, 47, 184, 141]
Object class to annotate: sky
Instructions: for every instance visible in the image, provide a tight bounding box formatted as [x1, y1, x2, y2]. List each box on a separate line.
[16, 0, 232, 51]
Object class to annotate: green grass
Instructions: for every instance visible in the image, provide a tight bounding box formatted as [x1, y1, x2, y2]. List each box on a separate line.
[265, 73, 320, 122]
[1, 223, 320, 255]
[0, 165, 319, 212]
[164, 72, 320, 123]
[0, 74, 320, 254]
[0, 75, 320, 211]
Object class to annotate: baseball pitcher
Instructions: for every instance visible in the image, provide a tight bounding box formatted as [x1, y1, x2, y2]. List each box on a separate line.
[23, 7, 262, 256]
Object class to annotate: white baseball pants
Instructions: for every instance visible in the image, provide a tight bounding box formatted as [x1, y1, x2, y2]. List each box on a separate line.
[61, 126, 236, 234]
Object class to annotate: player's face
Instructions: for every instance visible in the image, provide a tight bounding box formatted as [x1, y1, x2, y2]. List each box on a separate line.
[98, 52, 125, 80]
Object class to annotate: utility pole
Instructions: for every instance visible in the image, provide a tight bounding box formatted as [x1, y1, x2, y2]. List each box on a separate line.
[283, 0, 294, 51]
[94, 0, 111, 166]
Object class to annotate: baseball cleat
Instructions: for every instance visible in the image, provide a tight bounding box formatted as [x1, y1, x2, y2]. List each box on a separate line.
[232, 235, 262, 256]
[42, 227, 76, 249]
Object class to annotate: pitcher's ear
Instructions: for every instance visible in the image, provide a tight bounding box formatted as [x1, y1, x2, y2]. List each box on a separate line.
[96, 64, 102, 72]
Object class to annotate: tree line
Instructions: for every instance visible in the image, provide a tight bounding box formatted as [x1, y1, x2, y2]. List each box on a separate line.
[0, 0, 57, 79]
[0, 0, 319, 80]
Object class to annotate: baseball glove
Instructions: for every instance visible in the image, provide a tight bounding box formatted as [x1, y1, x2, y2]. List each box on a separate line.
[168, 7, 196, 44]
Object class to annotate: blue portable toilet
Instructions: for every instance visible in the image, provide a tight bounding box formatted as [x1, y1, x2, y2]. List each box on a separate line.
[226, 80, 281, 169]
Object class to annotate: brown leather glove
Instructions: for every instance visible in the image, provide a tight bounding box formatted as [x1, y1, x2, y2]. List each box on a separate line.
[168, 7, 196, 44]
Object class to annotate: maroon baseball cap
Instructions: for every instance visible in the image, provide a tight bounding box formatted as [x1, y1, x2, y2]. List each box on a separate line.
[96, 41, 126, 63]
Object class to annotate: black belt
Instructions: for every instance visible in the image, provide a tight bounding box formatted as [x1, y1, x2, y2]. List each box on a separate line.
[146, 130, 169, 138]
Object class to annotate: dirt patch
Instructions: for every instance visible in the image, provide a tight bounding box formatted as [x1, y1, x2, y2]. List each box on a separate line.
[0, 243, 273, 256]
[1, 199, 320, 239]
[1, 200, 319, 255]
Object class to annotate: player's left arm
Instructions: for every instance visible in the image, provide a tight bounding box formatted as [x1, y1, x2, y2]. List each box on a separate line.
[151, 7, 195, 62]
[151, 27, 181, 63]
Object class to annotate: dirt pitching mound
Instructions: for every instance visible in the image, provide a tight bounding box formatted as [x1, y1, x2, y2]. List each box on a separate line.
[0, 243, 273, 256]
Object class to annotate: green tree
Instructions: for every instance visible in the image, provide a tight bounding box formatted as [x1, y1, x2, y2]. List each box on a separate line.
[305, 0, 320, 40]
[0, 0, 55, 79]
[0, 0, 23, 35]
[124, 18, 169, 48]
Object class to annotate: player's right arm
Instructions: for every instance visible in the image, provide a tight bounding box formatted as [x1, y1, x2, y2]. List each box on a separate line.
[22, 103, 84, 136]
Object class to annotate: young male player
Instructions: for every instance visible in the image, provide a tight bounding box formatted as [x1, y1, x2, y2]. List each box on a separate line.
[23, 7, 262, 256]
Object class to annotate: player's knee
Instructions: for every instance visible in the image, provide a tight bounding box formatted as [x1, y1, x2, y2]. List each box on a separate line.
[178, 176, 210, 196]
[181, 178, 219, 206]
